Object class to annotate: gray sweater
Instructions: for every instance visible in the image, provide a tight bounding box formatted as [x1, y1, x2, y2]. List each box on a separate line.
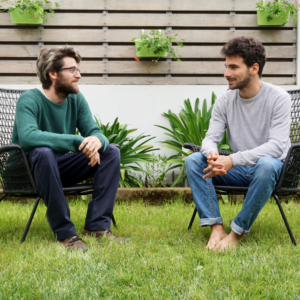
[201, 82, 291, 167]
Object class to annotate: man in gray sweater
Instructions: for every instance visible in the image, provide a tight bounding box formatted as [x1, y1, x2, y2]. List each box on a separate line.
[185, 36, 291, 250]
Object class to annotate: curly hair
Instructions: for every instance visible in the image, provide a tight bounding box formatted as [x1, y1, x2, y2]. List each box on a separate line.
[221, 36, 266, 78]
[36, 46, 82, 89]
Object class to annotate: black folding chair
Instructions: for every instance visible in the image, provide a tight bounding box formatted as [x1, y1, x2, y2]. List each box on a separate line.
[0, 88, 117, 243]
[184, 89, 300, 246]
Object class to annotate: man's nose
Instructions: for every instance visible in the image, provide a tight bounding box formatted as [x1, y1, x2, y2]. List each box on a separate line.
[75, 71, 81, 79]
[224, 68, 231, 78]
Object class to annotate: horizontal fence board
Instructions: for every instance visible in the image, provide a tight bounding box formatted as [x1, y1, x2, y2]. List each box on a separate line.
[0, 76, 295, 85]
[0, 29, 296, 43]
[0, 61, 295, 75]
[0, 45, 296, 59]
[0, 13, 296, 28]
[0, 0, 261, 12]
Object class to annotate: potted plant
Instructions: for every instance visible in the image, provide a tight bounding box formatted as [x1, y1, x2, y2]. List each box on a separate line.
[131, 29, 185, 62]
[256, 0, 299, 25]
[1, 0, 59, 24]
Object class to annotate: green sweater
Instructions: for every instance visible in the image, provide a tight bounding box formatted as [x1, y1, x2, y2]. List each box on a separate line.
[12, 89, 109, 156]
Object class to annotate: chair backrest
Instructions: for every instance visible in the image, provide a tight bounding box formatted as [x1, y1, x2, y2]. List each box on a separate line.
[288, 89, 300, 145]
[0, 88, 27, 146]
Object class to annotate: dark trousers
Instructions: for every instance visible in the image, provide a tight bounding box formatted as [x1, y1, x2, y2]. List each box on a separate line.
[26, 145, 120, 240]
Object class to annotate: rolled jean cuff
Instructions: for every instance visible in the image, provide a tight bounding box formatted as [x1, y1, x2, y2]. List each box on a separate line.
[200, 217, 223, 227]
[231, 221, 249, 237]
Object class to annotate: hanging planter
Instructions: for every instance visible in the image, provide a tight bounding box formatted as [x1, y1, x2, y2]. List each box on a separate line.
[10, 8, 43, 24]
[256, 0, 298, 26]
[132, 29, 185, 62]
[134, 30, 168, 58]
[2, 0, 60, 25]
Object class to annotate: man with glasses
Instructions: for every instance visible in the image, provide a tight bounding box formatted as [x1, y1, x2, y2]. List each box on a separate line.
[12, 46, 129, 251]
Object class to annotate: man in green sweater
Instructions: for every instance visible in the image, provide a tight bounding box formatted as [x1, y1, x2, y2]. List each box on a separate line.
[12, 46, 129, 251]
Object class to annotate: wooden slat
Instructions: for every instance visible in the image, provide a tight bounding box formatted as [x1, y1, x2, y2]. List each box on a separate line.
[0, 61, 295, 75]
[0, 29, 296, 43]
[0, 13, 296, 27]
[0, 45, 296, 59]
[0, 76, 295, 85]
[0, 0, 261, 12]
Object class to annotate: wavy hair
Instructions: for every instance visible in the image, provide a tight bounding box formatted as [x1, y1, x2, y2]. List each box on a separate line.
[36, 46, 82, 89]
[221, 36, 266, 77]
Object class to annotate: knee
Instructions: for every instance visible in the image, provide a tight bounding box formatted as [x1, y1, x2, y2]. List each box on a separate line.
[185, 152, 207, 172]
[104, 144, 120, 161]
[255, 157, 282, 179]
[31, 147, 55, 160]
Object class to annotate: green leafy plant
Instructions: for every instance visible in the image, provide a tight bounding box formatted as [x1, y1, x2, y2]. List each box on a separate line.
[144, 153, 172, 188]
[256, 0, 299, 25]
[1, 0, 60, 21]
[131, 29, 185, 62]
[93, 116, 159, 188]
[156, 93, 232, 187]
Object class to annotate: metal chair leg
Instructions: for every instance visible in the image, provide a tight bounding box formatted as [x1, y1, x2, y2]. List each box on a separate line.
[112, 213, 117, 229]
[21, 196, 41, 243]
[188, 207, 197, 230]
[297, 192, 300, 199]
[273, 193, 297, 246]
[0, 194, 7, 203]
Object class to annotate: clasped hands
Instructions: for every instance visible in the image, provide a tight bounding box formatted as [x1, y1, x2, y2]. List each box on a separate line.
[203, 151, 233, 179]
[79, 136, 102, 167]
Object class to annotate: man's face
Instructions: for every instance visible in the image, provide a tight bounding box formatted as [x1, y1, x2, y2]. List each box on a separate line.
[224, 56, 252, 90]
[54, 57, 81, 95]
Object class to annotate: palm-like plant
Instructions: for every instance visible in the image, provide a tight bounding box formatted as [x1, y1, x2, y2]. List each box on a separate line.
[156, 93, 231, 186]
[94, 116, 159, 187]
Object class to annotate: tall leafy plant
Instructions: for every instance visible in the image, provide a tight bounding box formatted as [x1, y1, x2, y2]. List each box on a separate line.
[156, 93, 231, 186]
[94, 116, 159, 187]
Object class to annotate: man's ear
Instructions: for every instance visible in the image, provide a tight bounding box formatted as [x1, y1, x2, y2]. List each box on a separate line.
[251, 63, 260, 76]
[48, 71, 58, 81]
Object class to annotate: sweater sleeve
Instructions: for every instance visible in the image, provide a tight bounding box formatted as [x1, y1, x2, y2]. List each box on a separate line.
[15, 96, 84, 154]
[76, 95, 109, 152]
[229, 93, 291, 166]
[201, 97, 227, 157]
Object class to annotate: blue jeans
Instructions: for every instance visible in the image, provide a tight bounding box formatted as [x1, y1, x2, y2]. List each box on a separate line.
[185, 153, 283, 236]
[26, 145, 120, 240]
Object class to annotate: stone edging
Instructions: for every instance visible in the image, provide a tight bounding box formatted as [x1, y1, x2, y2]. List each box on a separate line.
[0, 187, 194, 204]
[0, 187, 297, 204]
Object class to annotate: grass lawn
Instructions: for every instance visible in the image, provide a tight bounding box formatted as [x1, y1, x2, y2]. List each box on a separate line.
[1, 199, 300, 299]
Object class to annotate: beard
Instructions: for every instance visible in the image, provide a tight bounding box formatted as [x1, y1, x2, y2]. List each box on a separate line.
[54, 75, 79, 99]
[227, 71, 251, 90]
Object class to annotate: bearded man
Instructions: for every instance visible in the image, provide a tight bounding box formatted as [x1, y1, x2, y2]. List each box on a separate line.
[12, 46, 129, 251]
[185, 37, 291, 250]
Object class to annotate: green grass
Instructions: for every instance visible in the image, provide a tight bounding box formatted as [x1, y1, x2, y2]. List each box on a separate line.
[1, 199, 300, 299]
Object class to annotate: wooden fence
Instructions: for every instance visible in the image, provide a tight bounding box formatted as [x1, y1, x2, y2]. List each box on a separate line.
[0, 0, 297, 85]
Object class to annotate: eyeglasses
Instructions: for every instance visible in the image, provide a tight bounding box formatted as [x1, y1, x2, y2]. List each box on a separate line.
[58, 67, 81, 75]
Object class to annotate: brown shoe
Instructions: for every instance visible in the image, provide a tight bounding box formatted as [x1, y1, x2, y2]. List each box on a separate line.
[59, 235, 88, 252]
[82, 229, 131, 243]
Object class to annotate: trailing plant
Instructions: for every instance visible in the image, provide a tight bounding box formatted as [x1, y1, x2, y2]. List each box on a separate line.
[93, 116, 159, 188]
[144, 153, 172, 188]
[1, 0, 59, 21]
[131, 29, 185, 62]
[256, 0, 299, 25]
[156, 93, 232, 187]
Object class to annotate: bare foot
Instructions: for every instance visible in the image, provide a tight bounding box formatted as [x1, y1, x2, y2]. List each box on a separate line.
[214, 231, 243, 251]
[205, 224, 227, 250]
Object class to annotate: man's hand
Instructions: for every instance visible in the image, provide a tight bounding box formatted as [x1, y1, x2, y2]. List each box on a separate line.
[207, 150, 219, 161]
[88, 152, 100, 167]
[79, 136, 102, 159]
[203, 155, 233, 179]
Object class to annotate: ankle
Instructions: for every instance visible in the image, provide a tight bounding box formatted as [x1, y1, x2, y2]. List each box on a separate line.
[230, 231, 243, 242]
[211, 224, 226, 234]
